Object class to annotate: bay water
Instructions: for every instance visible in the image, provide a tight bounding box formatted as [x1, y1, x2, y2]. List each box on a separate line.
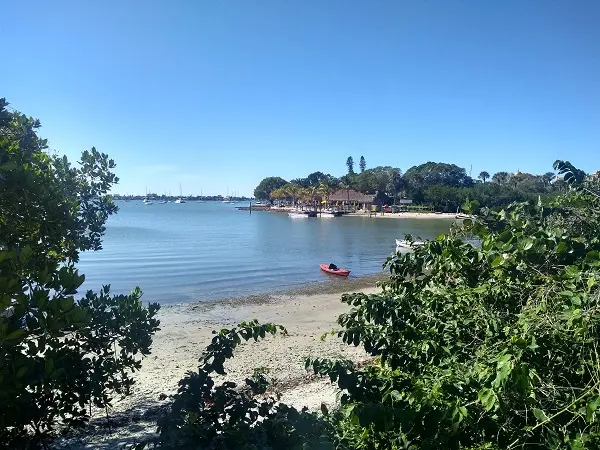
[77, 202, 453, 304]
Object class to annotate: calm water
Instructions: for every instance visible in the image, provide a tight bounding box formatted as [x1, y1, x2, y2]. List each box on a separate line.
[77, 202, 452, 304]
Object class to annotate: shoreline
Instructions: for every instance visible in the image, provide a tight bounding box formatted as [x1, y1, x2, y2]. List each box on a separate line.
[345, 211, 456, 220]
[245, 206, 457, 220]
[169, 271, 389, 311]
[60, 277, 385, 448]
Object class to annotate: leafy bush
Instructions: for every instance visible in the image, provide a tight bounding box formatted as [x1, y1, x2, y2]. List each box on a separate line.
[0, 99, 160, 448]
[306, 167, 600, 448]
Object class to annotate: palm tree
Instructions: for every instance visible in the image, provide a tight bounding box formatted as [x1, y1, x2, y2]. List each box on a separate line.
[339, 180, 351, 211]
[478, 171, 490, 183]
[492, 171, 511, 185]
[270, 187, 285, 205]
[298, 187, 312, 211]
[286, 183, 301, 207]
[541, 172, 555, 187]
[317, 182, 331, 211]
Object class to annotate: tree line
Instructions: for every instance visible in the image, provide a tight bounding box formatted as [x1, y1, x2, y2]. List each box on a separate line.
[254, 157, 568, 212]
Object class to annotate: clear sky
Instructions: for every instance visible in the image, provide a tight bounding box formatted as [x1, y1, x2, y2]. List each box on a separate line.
[2, 1, 599, 196]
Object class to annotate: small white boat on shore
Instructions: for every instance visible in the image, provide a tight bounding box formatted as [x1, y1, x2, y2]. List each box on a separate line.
[396, 238, 425, 249]
[456, 213, 474, 219]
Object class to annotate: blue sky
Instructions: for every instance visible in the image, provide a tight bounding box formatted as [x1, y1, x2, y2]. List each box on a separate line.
[2, 1, 599, 196]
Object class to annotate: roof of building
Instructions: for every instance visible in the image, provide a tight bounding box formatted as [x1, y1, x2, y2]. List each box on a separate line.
[328, 189, 375, 203]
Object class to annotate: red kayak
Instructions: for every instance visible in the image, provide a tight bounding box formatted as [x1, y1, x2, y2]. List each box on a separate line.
[320, 264, 351, 277]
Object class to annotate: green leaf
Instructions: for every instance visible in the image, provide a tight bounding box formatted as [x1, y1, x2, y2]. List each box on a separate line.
[555, 242, 569, 254]
[498, 231, 512, 242]
[321, 403, 329, 416]
[3, 329, 26, 341]
[585, 251, 600, 265]
[496, 353, 512, 368]
[390, 390, 402, 404]
[587, 276, 596, 292]
[0, 161, 18, 171]
[16, 366, 28, 378]
[586, 395, 600, 422]
[533, 408, 549, 423]
[478, 388, 497, 411]
[491, 256, 504, 268]
[18, 245, 33, 264]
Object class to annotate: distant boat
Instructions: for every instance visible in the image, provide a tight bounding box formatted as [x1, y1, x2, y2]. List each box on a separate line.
[396, 238, 425, 249]
[175, 183, 186, 203]
[456, 213, 474, 219]
[158, 200, 167, 204]
[288, 212, 308, 218]
[143, 187, 153, 204]
[319, 263, 350, 277]
[319, 212, 335, 218]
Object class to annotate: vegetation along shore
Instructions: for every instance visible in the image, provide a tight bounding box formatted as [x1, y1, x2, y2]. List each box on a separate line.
[253, 156, 586, 215]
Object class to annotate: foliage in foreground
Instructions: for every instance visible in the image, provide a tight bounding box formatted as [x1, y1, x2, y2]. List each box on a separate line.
[0, 99, 160, 448]
[135, 320, 335, 450]
[150, 162, 600, 449]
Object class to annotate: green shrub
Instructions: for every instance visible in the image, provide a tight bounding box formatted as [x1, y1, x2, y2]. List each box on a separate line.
[0, 98, 160, 448]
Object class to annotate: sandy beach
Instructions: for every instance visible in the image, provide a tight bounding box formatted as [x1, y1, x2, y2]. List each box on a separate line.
[261, 206, 457, 220]
[59, 275, 385, 449]
[346, 211, 457, 220]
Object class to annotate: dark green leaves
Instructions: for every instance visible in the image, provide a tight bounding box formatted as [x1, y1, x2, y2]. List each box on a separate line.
[0, 99, 159, 448]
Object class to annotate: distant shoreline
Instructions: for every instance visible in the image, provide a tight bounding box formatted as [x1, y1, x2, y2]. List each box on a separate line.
[240, 205, 458, 220]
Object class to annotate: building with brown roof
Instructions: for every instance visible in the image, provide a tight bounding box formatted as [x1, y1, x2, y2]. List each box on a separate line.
[328, 189, 376, 211]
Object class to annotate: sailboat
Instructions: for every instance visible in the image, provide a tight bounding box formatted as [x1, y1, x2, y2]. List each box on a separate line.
[175, 183, 186, 203]
[198, 189, 206, 203]
[143, 187, 153, 205]
[222, 187, 234, 203]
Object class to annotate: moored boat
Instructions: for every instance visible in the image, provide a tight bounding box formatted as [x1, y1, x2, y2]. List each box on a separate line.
[319, 263, 350, 276]
[456, 213, 474, 219]
[288, 212, 308, 218]
[396, 238, 425, 249]
[175, 183, 186, 203]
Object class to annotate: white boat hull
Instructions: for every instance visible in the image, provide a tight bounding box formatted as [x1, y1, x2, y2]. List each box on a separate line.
[288, 212, 308, 218]
[396, 238, 425, 249]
